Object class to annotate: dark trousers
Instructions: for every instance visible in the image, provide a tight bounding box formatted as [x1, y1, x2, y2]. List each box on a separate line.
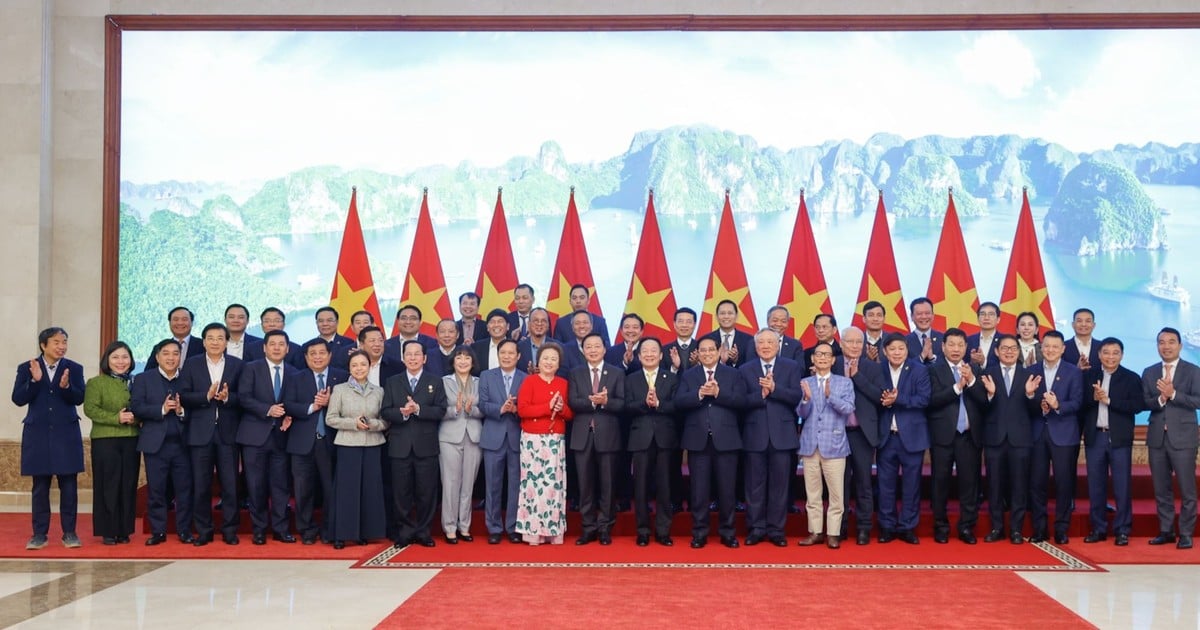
[1086, 432, 1132, 535]
[631, 441, 674, 537]
[845, 428, 876, 533]
[1029, 432, 1079, 536]
[1148, 437, 1199, 535]
[930, 433, 982, 534]
[145, 439, 193, 536]
[688, 437, 737, 539]
[292, 436, 336, 541]
[30, 473, 78, 537]
[986, 440, 1029, 535]
[391, 453, 439, 543]
[333, 445, 386, 542]
[877, 436, 923, 532]
[482, 444, 520, 535]
[744, 447, 792, 537]
[191, 440, 241, 539]
[669, 448, 685, 510]
[91, 437, 139, 538]
[574, 433, 616, 536]
[242, 429, 291, 536]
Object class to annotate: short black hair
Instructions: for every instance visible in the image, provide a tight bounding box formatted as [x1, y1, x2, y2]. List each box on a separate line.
[168, 306, 194, 321]
[201, 322, 229, 339]
[882, 332, 907, 349]
[357, 325, 383, 344]
[315, 306, 339, 320]
[496, 339, 519, 354]
[351, 310, 375, 324]
[1072, 307, 1095, 320]
[260, 307, 286, 322]
[862, 301, 884, 316]
[621, 313, 644, 328]
[1041, 329, 1065, 343]
[716, 299, 738, 314]
[153, 338, 182, 357]
[224, 303, 249, 318]
[1098, 336, 1124, 353]
[514, 283, 535, 296]
[402, 339, 427, 356]
[909, 297, 933, 312]
[486, 308, 509, 323]
[638, 336, 663, 352]
[263, 329, 290, 344]
[37, 327, 68, 351]
[458, 291, 480, 304]
[1158, 327, 1182, 344]
[396, 304, 422, 320]
[569, 283, 590, 296]
[674, 307, 697, 321]
[943, 327, 967, 343]
[302, 338, 331, 355]
[814, 313, 837, 327]
[977, 302, 1000, 316]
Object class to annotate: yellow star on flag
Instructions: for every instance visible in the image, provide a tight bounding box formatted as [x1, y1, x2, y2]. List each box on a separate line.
[782, 276, 829, 337]
[478, 273, 511, 316]
[933, 275, 979, 331]
[1000, 273, 1051, 324]
[856, 275, 907, 332]
[703, 273, 752, 330]
[546, 273, 592, 320]
[329, 272, 376, 334]
[626, 275, 672, 333]
[402, 274, 448, 331]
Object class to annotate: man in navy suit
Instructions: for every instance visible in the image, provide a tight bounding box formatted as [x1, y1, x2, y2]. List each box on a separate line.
[1082, 337, 1146, 546]
[1141, 327, 1200, 550]
[1063, 308, 1101, 370]
[236, 330, 299, 545]
[506, 283, 537, 341]
[131, 339, 194, 545]
[702, 299, 756, 368]
[905, 297, 943, 366]
[381, 340, 448, 548]
[625, 338, 679, 546]
[765, 305, 804, 365]
[553, 283, 610, 347]
[803, 314, 842, 367]
[1026, 329, 1084, 544]
[313, 306, 357, 371]
[472, 309, 514, 375]
[664, 307, 699, 374]
[834, 327, 886, 545]
[738, 329, 802, 547]
[675, 336, 747, 548]
[144, 306, 203, 371]
[455, 291, 484, 345]
[224, 303, 262, 362]
[478, 339, 526, 544]
[180, 323, 243, 546]
[925, 328, 988, 544]
[517, 308, 553, 375]
[876, 333, 930, 544]
[967, 302, 1000, 369]
[255, 307, 305, 369]
[425, 318, 462, 379]
[558, 310, 593, 376]
[605, 313, 645, 374]
[981, 335, 1038, 544]
[568, 333, 626, 545]
[283, 338, 348, 545]
[384, 305, 438, 364]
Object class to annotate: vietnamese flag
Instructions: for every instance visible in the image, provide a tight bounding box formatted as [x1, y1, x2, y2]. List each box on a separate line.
[393, 188, 453, 338]
[699, 190, 758, 335]
[999, 187, 1054, 336]
[851, 191, 910, 334]
[328, 186, 384, 337]
[927, 189, 981, 334]
[777, 189, 834, 346]
[623, 189, 678, 342]
[545, 187, 603, 328]
[474, 187, 519, 317]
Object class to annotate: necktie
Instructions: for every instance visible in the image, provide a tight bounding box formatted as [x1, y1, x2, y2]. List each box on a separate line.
[920, 332, 927, 345]
[1097, 371, 1111, 430]
[706, 369, 714, 383]
[503, 373, 513, 396]
[272, 365, 281, 401]
[591, 367, 601, 394]
[722, 333, 731, 349]
[520, 316, 528, 337]
[646, 371, 655, 388]
[409, 376, 418, 390]
[817, 376, 827, 396]
[1164, 363, 1174, 383]
[955, 365, 968, 432]
[316, 373, 327, 437]
[764, 363, 773, 377]
[1003, 366, 1012, 394]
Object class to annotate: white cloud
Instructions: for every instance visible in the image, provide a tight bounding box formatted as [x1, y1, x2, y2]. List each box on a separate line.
[954, 32, 1042, 99]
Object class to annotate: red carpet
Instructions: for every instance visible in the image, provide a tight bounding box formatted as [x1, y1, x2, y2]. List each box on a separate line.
[376, 568, 1092, 628]
[1066, 537, 1200, 565]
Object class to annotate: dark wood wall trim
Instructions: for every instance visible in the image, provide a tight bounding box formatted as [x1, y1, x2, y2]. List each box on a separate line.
[100, 17, 122, 347]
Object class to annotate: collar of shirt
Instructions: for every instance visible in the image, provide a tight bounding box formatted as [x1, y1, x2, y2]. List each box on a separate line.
[676, 338, 693, 347]
[407, 370, 423, 382]
[643, 369, 657, 381]
[266, 359, 284, 371]
[314, 369, 328, 384]
[889, 364, 904, 382]
[1164, 359, 1180, 370]
[158, 367, 179, 381]
[587, 362, 604, 372]
[206, 355, 225, 367]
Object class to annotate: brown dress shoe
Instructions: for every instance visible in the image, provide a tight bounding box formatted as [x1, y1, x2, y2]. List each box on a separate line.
[797, 533, 826, 547]
[826, 535, 841, 549]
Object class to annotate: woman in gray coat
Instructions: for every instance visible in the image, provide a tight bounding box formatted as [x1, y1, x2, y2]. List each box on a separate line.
[440, 347, 484, 543]
[326, 350, 388, 549]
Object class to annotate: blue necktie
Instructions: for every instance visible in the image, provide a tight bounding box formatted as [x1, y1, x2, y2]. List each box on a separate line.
[503, 373, 512, 396]
[272, 365, 282, 401]
[409, 376, 418, 390]
[316, 372, 326, 438]
[956, 365, 969, 433]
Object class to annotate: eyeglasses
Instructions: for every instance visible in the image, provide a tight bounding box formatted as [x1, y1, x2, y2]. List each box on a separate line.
[398, 315, 420, 322]
[997, 345, 1020, 352]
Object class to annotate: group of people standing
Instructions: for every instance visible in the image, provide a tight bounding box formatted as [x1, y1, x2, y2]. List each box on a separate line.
[11, 286, 1199, 553]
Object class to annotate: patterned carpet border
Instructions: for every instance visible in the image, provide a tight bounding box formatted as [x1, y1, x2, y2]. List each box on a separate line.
[358, 541, 1099, 572]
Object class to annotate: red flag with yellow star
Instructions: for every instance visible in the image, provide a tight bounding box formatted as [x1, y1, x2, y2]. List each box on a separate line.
[474, 187, 519, 317]
[623, 189, 677, 342]
[328, 187, 384, 337]
[851, 191, 910, 334]
[999, 188, 1054, 336]
[393, 188, 453, 338]
[699, 191, 758, 335]
[926, 190, 981, 335]
[777, 189, 834, 346]
[545, 187, 603, 328]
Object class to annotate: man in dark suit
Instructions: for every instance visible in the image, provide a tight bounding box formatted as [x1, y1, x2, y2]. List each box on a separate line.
[765, 305, 804, 365]
[517, 308, 553, 375]
[835, 327, 886, 545]
[876, 333, 930, 544]
[357, 325, 401, 387]
[1082, 337, 1146, 546]
[236, 329, 299, 545]
[131, 339, 195, 545]
[144, 306, 204, 371]
[568, 333, 626, 545]
[381, 339, 448, 548]
[472, 309, 513, 375]
[664, 307, 699, 374]
[739, 329, 802, 547]
[559, 310, 593, 375]
[477, 339, 526, 544]
[553, 283, 611, 347]
[803, 314, 842, 368]
[180, 323, 243, 546]
[861, 301, 887, 363]
[455, 291, 484, 345]
[675, 336, 747, 548]
[980, 334, 1038, 544]
[702, 299, 755, 368]
[224, 303, 261, 362]
[967, 301, 1000, 369]
[314, 306, 357, 371]
[605, 313, 645, 374]
[384, 304, 438, 364]
[425, 318, 462, 378]
[506, 283, 537, 341]
[283, 338, 348, 545]
[625, 337, 679, 546]
[1141, 327, 1200, 549]
[905, 297, 943, 366]
[1063, 307, 1101, 370]
[1026, 329, 1084, 544]
[255, 307, 305, 369]
[925, 328, 988, 544]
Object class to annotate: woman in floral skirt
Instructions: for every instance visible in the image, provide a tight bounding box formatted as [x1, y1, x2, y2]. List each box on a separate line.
[514, 342, 574, 545]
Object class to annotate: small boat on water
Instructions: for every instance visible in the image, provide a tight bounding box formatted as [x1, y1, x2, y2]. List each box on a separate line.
[987, 239, 1011, 252]
[1148, 272, 1190, 305]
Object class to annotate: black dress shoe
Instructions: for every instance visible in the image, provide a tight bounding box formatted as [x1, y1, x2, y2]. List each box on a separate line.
[116, 535, 131, 544]
[252, 533, 267, 545]
[878, 531, 895, 544]
[1083, 531, 1107, 543]
[333, 541, 345, 550]
[984, 529, 1005, 543]
[145, 533, 167, 546]
[933, 531, 949, 544]
[357, 539, 368, 546]
[656, 535, 674, 547]
[898, 530, 919, 545]
[1029, 532, 1048, 544]
[193, 536, 211, 547]
[443, 535, 458, 545]
[1115, 533, 1129, 546]
[1177, 535, 1193, 549]
[223, 534, 240, 546]
[392, 539, 410, 549]
[720, 536, 739, 548]
[508, 532, 523, 544]
[735, 502, 747, 513]
[103, 536, 117, 546]
[414, 537, 436, 548]
[958, 531, 977, 545]
[787, 504, 802, 514]
[636, 534, 650, 546]
[598, 534, 612, 546]
[1010, 533, 1024, 545]
[745, 534, 764, 546]
[272, 533, 297, 544]
[690, 536, 706, 549]
[1149, 532, 1177, 545]
[178, 534, 195, 544]
[856, 531, 870, 546]
[575, 533, 597, 546]
[458, 532, 474, 543]
[769, 536, 788, 547]
[302, 536, 316, 545]
[488, 534, 502, 545]
[1054, 533, 1069, 545]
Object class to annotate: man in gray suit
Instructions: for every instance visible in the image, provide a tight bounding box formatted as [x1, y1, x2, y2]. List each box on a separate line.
[568, 332, 626, 545]
[477, 339, 526, 544]
[1141, 327, 1200, 549]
